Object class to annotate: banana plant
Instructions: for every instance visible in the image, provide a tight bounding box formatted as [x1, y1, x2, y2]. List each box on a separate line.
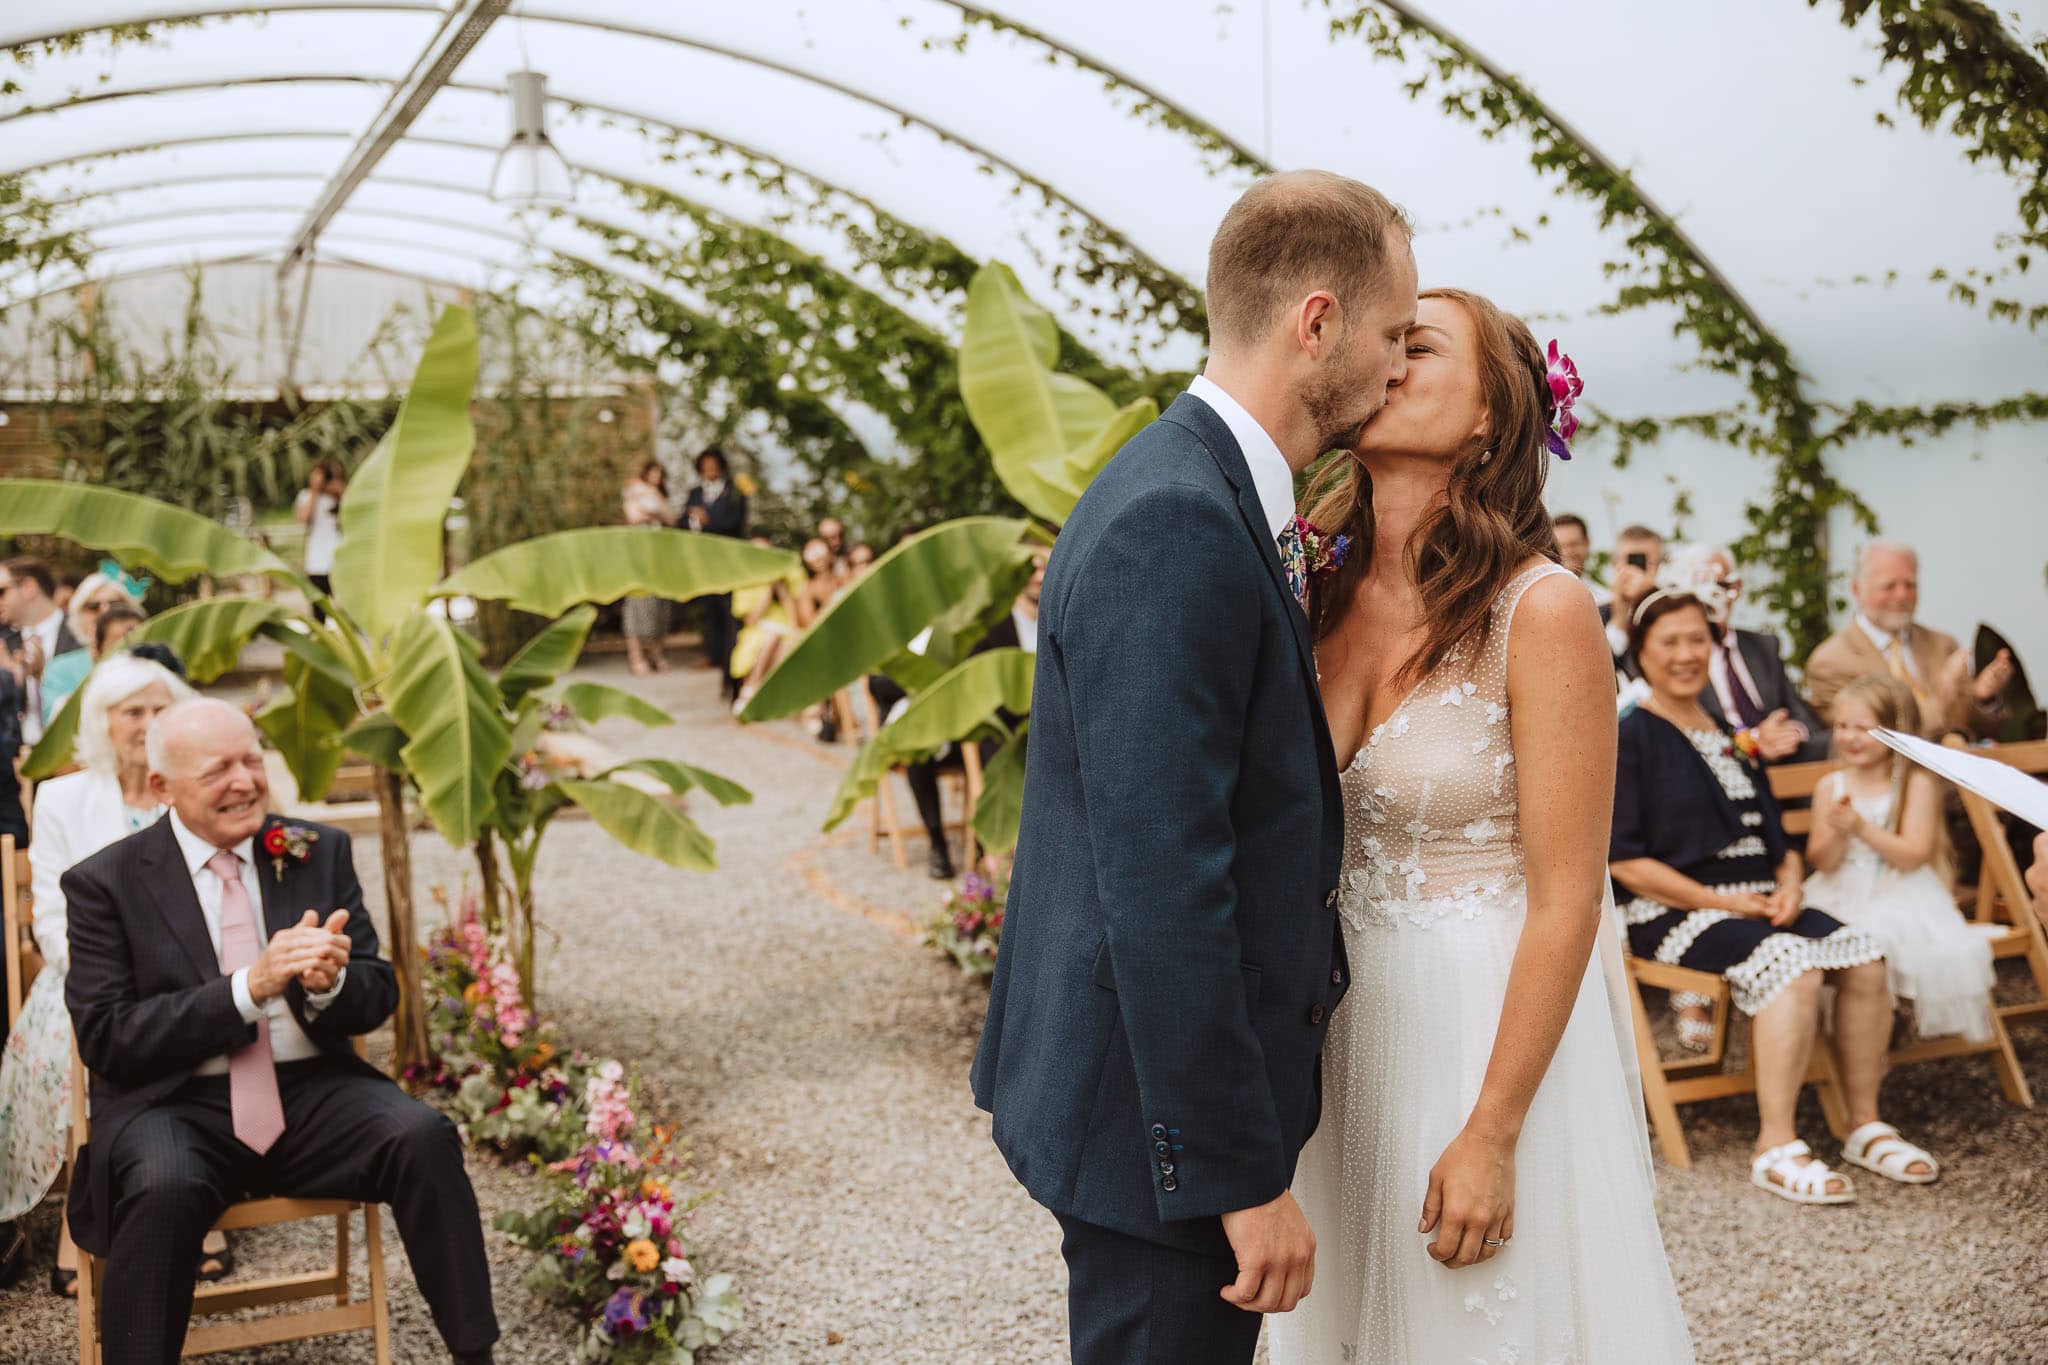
[739, 262, 1158, 854]
[0, 305, 797, 1069]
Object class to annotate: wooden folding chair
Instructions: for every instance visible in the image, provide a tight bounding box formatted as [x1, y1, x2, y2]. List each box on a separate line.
[856, 686, 973, 872]
[72, 1041, 393, 1364]
[1945, 736, 2048, 1026]
[3, 833, 39, 1032]
[1625, 955, 1851, 1170]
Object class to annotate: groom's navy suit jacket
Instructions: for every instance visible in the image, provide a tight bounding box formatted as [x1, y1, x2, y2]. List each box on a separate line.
[971, 393, 1347, 1255]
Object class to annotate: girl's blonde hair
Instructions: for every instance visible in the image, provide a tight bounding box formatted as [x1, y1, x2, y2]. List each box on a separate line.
[1834, 673, 1953, 887]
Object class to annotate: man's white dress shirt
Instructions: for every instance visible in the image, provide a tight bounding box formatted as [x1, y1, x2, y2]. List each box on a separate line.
[1187, 375, 1295, 543]
[167, 810, 342, 1074]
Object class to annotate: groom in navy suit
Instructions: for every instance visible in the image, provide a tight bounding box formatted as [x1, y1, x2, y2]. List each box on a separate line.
[972, 172, 1418, 1363]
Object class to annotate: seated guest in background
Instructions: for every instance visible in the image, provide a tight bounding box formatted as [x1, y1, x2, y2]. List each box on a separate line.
[41, 569, 149, 721]
[3, 557, 84, 746]
[0, 590, 25, 852]
[729, 538, 803, 716]
[1610, 591, 1929, 1202]
[1601, 524, 1663, 674]
[683, 447, 749, 701]
[1551, 512, 1609, 606]
[1664, 543, 1829, 763]
[1803, 676, 1994, 1043]
[848, 543, 876, 577]
[865, 553, 1043, 878]
[816, 517, 851, 583]
[64, 699, 498, 1364]
[1804, 541, 2012, 739]
[0, 655, 193, 1296]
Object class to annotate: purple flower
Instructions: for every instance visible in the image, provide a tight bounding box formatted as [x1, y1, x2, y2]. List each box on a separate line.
[601, 1285, 652, 1337]
[961, 872, 995, 903]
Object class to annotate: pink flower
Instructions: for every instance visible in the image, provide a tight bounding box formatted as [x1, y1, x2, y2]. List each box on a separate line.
[1544, 340, 1583, 460]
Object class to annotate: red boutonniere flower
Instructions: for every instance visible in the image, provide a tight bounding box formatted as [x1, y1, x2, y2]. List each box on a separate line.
[1730, 729, 1762, 763]
[263, 822, 320, 882]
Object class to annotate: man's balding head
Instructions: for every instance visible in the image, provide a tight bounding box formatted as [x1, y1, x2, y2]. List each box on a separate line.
[147, 697, 271, 848]
[1205, 170, 1414, 354]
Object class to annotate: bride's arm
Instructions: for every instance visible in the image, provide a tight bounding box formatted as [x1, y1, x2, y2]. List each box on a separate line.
[1421, 573, 1613, 1271]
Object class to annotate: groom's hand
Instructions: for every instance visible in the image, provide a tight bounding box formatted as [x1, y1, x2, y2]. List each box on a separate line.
[1218, 1190, 1315, 1313]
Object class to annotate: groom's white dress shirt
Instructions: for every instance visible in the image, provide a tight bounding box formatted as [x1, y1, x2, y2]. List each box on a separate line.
[1187, 374, 1295, 543]
[168, 809, 341, 1073]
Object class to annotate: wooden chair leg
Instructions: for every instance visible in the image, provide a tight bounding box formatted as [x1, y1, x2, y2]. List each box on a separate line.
[1627, 974, 1692, 1169]
[1810, 1042, 1852, 1140]
[335, 1209, 351, 1307]
[77, 1248, 101, 1365]
[877, 776, 908, 871]
[1987, 1013, 2035, 1108]
[366, 1205, 393, 1365]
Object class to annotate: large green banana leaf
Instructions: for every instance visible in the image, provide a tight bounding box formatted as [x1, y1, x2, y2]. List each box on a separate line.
[329, 306, 478, 645]
[499, 606, 597, 705]
[599, 757, 752, 807]
[873, 541, 1038, 694]
[438, 528, 797, 617]
[973, 724, 1030, 855]
[822, 648, 1036, 831]
[0, 479, 295, 585]
[555, 779, 717, 871]
[958, 262, 1157, 524]
[342, 710, 407, 772]
[546, 680, 672, 730]
[384, 612, 510, 846]
[22, 687, 84, 780]
[126, 597, 296, 683]
[257, 653, 359, 802]
[740, 518, 1033, 722]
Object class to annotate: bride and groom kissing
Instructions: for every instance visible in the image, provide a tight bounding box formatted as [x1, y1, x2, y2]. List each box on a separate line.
[970, 171, 1695, 1364]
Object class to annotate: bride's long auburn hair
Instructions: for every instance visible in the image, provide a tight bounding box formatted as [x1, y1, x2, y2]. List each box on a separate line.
[1304, 287, 1560, 682]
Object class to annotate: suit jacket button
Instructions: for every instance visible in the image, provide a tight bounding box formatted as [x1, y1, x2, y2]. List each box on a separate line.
[1161, 1175, 1179, 1192]
[1154, 1141, 1170, 1156]
[1330, 969, 1344, 986]
[1309, 1003, 1327, 1026]
[1159, 1162, 1175, 1176]
[1323, 888, 1338, 910]
[1150, 1124, 1167, 1140]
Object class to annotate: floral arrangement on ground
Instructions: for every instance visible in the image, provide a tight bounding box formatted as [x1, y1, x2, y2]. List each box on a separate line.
[922, 871, 1007, 978]
[412, 885, 741, 1362]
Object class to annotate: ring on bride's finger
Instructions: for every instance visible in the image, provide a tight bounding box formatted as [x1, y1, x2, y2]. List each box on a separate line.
[1483, 1237, 1507, 1247]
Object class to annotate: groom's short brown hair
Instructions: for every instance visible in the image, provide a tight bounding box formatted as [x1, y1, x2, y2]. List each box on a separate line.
[1206, 171, 1413, 351]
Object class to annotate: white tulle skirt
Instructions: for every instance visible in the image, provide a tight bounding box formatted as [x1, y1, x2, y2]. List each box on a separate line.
[1269, 894, 1694, 1365]
[1804, 858, 1995, 1043]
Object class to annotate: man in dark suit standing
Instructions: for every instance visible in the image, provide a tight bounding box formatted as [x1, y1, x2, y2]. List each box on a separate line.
[65, 698, 497, 1364]
[972, 171, 1418, 1363]
[682, 447, 750, 701]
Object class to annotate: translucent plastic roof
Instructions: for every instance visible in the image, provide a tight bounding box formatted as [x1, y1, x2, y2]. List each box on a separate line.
[5, 3, 2047, 663]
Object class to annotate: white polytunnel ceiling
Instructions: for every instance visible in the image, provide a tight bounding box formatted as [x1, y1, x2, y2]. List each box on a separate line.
[3, 0, 2047, 665]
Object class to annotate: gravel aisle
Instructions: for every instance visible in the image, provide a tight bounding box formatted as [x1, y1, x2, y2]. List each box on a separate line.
[1, 656, 2043, 1362]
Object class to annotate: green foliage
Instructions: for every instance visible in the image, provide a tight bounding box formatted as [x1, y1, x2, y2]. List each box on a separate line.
[0, 172, 89, 280]
[0, 481, 293, 586]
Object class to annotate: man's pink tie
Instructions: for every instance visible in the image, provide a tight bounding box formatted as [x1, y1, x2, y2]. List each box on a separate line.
[209, 849, 286, 1155]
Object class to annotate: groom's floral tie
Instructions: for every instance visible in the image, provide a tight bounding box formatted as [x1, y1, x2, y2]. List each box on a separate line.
[1276, 521, 1309, 615]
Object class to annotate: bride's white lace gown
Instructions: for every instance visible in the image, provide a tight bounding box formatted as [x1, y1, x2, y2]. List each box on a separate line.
[1270, 564, 1693, 1365]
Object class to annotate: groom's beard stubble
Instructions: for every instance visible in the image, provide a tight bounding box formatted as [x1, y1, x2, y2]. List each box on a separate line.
[1305, 371, 1379, 457]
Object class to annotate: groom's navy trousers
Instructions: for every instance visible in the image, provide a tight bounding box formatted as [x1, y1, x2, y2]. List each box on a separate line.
[972, 393, 1347, 1362]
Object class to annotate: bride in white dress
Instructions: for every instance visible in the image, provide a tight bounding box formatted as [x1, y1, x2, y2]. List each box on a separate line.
[1269, 290, 1693, 1364]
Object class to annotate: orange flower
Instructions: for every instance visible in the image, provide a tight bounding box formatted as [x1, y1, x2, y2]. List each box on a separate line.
[462, 982, 486, 1006]
[639, 1178, 671, 1202]
[625, 1238, 661, 1273]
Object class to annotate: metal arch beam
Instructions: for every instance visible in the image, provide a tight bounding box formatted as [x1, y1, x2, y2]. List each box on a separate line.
[274, 0, 509, 280]
[1, 10, 1193, 297]
[18, 151, 965, 334]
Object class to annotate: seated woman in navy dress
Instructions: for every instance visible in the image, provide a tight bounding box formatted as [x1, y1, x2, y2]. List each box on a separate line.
[1610, 591, 1940, 1203]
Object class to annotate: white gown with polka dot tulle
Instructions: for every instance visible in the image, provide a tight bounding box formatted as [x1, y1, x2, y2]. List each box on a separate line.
[1270, 564, 1694, 1365]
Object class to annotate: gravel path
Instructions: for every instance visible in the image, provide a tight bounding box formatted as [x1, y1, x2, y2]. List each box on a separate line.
[2, 656, 2044, 1362]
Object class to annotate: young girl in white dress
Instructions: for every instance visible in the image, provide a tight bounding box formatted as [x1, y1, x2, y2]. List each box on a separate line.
[1804, 675, 1994, 1044]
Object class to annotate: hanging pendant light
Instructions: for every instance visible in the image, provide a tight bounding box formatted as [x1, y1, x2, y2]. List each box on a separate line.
[490, 69, 574, 206]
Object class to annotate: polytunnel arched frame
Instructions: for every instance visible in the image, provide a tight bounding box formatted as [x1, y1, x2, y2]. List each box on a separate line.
[2, 0, 2046, 668]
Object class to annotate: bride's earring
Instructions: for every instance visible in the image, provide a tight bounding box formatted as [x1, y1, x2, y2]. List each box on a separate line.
[1478, 447, 1496, 466]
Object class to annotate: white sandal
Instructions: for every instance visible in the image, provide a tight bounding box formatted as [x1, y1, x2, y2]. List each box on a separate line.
[1750, 1139, 1855, 1205]
[1841, 1121, 1939, 1185]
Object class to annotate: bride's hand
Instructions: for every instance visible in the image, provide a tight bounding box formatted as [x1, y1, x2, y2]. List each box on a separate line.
[1420, 1127, 1516, 1269]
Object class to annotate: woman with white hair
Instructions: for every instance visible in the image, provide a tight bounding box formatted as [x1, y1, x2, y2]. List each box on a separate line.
[0, 654, 193, 1294]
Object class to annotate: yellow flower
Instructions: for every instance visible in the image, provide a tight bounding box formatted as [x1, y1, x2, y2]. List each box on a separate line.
[462, 982, 485, 1006]
[734, 473, 758, 497]
[625, 1239, 661, 1273]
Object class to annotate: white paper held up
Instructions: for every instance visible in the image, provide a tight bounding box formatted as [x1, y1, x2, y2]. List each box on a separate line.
[1872, 729, 2048, 830]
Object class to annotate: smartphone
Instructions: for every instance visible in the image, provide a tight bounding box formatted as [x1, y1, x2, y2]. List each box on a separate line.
[1625, 552, 1649, 571]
